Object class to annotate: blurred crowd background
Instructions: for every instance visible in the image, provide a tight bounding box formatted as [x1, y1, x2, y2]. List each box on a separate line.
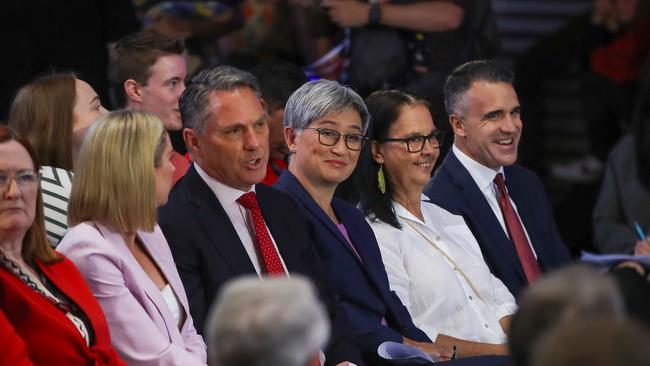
[1, 0, 649, 256]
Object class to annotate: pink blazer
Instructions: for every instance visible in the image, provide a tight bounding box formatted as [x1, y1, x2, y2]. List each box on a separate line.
[58, 222, 207, 366]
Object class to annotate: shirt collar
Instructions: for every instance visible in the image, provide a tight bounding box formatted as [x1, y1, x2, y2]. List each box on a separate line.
[392, 194, 431, 225]
[452, 145, 505, 192]
[194, 163, 255, 207]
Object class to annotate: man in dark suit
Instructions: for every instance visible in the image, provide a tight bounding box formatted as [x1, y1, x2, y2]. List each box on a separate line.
[426, 60, 571, 299]
[157, 65, 361, 365]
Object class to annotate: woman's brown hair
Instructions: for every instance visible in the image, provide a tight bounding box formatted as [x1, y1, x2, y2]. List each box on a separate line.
[8, 73, 76, 171]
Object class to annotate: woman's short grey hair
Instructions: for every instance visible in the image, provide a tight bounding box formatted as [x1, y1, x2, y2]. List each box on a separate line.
[179, 65, 261, 135]
[206, 275, 330, 366]
[284, 79, 370, 134]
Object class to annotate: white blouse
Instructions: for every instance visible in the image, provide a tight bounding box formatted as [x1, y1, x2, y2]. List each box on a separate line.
[160, 284, 183, 328]
[367, 195, 517, 344]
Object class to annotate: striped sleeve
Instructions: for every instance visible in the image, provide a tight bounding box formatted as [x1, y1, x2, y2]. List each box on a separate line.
[40, 166, 73, 247]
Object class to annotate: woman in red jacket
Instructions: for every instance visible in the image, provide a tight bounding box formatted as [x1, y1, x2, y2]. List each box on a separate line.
[0, 125, 125, 366]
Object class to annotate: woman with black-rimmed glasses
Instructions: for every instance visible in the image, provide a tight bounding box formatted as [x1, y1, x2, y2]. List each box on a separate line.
[274, 80, 453, 363]
[356, 89, 516, 358]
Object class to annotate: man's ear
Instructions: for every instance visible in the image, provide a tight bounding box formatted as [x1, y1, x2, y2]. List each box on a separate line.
[183, 128, 201, 158]
[260, 97, 269, 112]
[449, 114, 466, 138]
[124, 79, 143, 103]
[371, 140, 384, 164]
[283, 126, 297, 154]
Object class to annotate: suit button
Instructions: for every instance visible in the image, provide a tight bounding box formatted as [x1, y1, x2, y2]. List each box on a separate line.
[468, 295, 473, 300]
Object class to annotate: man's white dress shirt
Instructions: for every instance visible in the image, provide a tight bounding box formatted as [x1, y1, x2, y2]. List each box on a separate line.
[452, 145, 536, 258]
[195, 164, 289, 276]
[367, 196, 517, 344]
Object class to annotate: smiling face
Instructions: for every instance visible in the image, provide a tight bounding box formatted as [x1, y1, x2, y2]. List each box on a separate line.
[138, 54, 187, 131]
[373, 104, 439, 197]
[187, 87, 269, 191]
[287, 108, 363, 189]
[451, 81, 522, 170]
[0, 140, 37, 239]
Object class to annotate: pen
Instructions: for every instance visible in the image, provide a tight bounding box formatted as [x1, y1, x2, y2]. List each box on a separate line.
[635, 221, 646, 241]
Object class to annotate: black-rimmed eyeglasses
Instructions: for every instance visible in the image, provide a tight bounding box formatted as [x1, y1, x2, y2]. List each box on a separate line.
[381, 130, 444, 153]
[305, 127, 368, 151]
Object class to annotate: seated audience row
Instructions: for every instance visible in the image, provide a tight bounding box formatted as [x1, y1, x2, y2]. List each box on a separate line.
[2, 56, 610, 366]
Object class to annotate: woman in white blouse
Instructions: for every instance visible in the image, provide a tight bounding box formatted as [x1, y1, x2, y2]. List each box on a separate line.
[356, 90, 516, 358]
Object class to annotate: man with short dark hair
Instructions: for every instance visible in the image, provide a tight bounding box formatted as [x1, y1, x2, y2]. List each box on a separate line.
[426, 60, 571, 299]
[111, 30, 189, 183]
[158, 65, 362, 366]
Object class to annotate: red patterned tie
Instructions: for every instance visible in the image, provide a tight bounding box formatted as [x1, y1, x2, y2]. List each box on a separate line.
[494, 173, 541, 283]
[237, 192, 287, 276]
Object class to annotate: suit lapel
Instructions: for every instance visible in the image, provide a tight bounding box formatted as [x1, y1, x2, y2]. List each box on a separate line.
[185, 166, 256, 276]
[445, 153, 526, 281]
[96, 224, 179, 339]
[276, 172, 399, 316]
[255, 184, 307, 272]
[277, 172, 365, 263]
[138, 229, 192, 332]
[503, 167, 549, 269]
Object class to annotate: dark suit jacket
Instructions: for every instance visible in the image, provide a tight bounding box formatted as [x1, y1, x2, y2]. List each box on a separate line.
[158, 165, 361, 365]
[275, 170, 430, 361]
[426, 151, 571, 299]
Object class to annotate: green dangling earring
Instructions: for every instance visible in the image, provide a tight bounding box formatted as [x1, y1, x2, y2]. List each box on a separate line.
[377, 164, 386, 194]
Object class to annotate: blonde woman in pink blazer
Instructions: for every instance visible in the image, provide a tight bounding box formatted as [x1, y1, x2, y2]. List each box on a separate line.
[59, 110, 207, 366]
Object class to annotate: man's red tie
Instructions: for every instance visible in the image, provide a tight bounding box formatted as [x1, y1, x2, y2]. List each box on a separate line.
[237, 192, 287, 276]
[494, 173, 541, 283]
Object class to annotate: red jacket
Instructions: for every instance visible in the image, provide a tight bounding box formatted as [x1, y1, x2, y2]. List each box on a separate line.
[0, 256, 125, 366]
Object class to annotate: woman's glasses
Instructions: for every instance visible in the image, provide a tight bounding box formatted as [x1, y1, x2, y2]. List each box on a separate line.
[381, 130, 444, 153]
[305, 127, 368, 151]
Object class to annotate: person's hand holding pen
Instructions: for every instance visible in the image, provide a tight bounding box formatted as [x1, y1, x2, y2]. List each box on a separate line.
[633, 222, 650, 256]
